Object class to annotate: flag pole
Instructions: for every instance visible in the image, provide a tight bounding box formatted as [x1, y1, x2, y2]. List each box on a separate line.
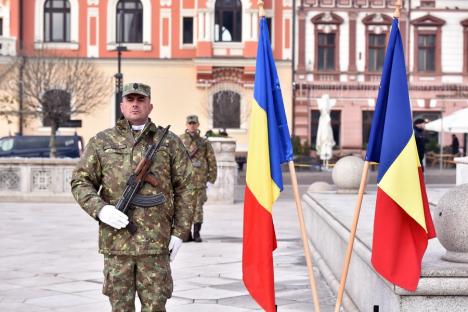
[257, 1, 321, 310]
[334, 2, 402, 311]
[288, 161, 321, 312]
[333, 161, 369, 312]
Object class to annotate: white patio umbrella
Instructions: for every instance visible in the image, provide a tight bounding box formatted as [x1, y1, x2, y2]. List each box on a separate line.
[424, 108, 468, 168]
[316, 94, 335, 168]
[424, 108, 468, 133]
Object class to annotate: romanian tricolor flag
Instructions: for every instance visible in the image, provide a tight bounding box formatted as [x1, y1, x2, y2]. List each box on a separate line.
[242, 17, 293, 311]
[366, 18, 436, 291]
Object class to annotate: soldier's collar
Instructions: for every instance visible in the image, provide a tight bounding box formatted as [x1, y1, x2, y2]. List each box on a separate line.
[131, 124, 145, 131]
[117, 118, 157, 136]
[185, 129, 200, 138]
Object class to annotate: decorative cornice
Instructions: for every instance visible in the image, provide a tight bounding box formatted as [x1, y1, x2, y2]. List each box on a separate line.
[362, 13, 392, 25]
[411, 14, 446, 27]
[294, 81, 468, 94]
[311, 12, 344, 25]
[196, 66, 255, 87]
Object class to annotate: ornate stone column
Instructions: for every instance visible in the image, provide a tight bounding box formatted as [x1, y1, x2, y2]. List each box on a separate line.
[206, 137, 237, 204]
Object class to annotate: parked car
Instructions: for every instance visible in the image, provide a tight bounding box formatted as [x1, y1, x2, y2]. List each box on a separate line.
[0, 135, 83, 158]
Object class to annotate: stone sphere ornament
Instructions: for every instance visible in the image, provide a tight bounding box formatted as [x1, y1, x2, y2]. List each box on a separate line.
[307, 181, 335, 193]
[331, 156, 365, 192]
[434, 184, 468, 263]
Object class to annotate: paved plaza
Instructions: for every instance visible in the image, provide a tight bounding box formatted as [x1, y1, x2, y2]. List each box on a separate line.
[0, 168, 457, 311]
[0, 200, 335, 312]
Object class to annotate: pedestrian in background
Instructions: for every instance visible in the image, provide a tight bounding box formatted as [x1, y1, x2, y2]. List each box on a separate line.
[180, 115, 217, 242]
[71, 82, 194, 312]
[451, 134, 460, 155]
[413, 118, 427, 170]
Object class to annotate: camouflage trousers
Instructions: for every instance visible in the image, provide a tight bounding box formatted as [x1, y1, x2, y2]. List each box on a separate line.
[102, 254, 173, 312]
[193, 188, 208, 223]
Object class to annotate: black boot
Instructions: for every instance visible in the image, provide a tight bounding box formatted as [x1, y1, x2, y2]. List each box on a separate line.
[183, 229, 193, 242]
[193, 223, 202, 242]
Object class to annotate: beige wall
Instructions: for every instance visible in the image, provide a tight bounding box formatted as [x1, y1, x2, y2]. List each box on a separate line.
[0, 59, 292, 153]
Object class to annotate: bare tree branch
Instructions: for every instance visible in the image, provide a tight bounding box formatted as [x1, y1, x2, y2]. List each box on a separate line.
[0, 48, 112, 157]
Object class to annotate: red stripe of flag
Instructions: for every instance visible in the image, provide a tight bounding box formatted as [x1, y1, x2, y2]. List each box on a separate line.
[243, 186, 277, 311]
[371, 168, 436, 291]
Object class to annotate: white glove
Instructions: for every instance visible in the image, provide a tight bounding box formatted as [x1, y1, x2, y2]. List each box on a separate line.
[168, 235, 183, 262]
[98, 205, 129, 229]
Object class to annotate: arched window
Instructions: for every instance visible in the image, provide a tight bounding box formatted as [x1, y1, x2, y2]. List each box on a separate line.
[116, 0, 143, 43]
[44, 0, 70, 42]
[213, 90, 241, 129]
[214, 0, 242, 42]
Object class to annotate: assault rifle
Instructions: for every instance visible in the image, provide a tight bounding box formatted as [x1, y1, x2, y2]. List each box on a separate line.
[115, 125, 170, 235]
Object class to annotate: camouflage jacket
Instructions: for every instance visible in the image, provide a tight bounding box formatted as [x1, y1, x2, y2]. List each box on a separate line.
[71, 119, 194, 256]
[179, 131, 217, 189]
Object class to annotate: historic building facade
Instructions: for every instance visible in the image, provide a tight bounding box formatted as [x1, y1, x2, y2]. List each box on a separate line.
[294, 0, 468, 153]
[0, 0, 293, 152]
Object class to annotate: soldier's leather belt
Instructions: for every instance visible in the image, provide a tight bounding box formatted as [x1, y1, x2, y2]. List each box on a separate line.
[132, 193, 166, 208]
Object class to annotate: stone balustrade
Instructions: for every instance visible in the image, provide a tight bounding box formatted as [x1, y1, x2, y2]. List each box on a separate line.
[0, 138, 238, 203]
[0, 158, 78, 202]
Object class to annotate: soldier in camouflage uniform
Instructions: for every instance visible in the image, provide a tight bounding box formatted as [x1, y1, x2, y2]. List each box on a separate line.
[71, 82, 194, 312]
[179, 115, 217, 242]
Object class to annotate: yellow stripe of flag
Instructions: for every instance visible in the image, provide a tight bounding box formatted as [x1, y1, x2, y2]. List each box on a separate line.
[378, 134, 427, 231]
[245, 100, 281, 213]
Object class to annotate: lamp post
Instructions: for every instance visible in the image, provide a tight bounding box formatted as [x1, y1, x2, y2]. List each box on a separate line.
[114, 45, 128, 122]
[18, 0, 24, 135]
[291, 0, 297, 136]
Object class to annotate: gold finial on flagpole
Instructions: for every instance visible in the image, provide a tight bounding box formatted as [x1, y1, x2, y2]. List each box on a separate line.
[258, 0, 265, 18]
[394, 0, 402, 19]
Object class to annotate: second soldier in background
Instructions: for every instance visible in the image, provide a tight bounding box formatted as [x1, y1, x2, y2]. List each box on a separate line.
[180, 115, 217, 242]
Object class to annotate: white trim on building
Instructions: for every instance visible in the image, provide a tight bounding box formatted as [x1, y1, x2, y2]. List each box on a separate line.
[282, 10, 292, 60]
[87, 7, 99, 57]
[160, 9, 172, 58]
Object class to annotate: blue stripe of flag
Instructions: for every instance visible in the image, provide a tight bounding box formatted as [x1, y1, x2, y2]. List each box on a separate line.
[253, 17, 293, 190]
[365, 19, 413, 182]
